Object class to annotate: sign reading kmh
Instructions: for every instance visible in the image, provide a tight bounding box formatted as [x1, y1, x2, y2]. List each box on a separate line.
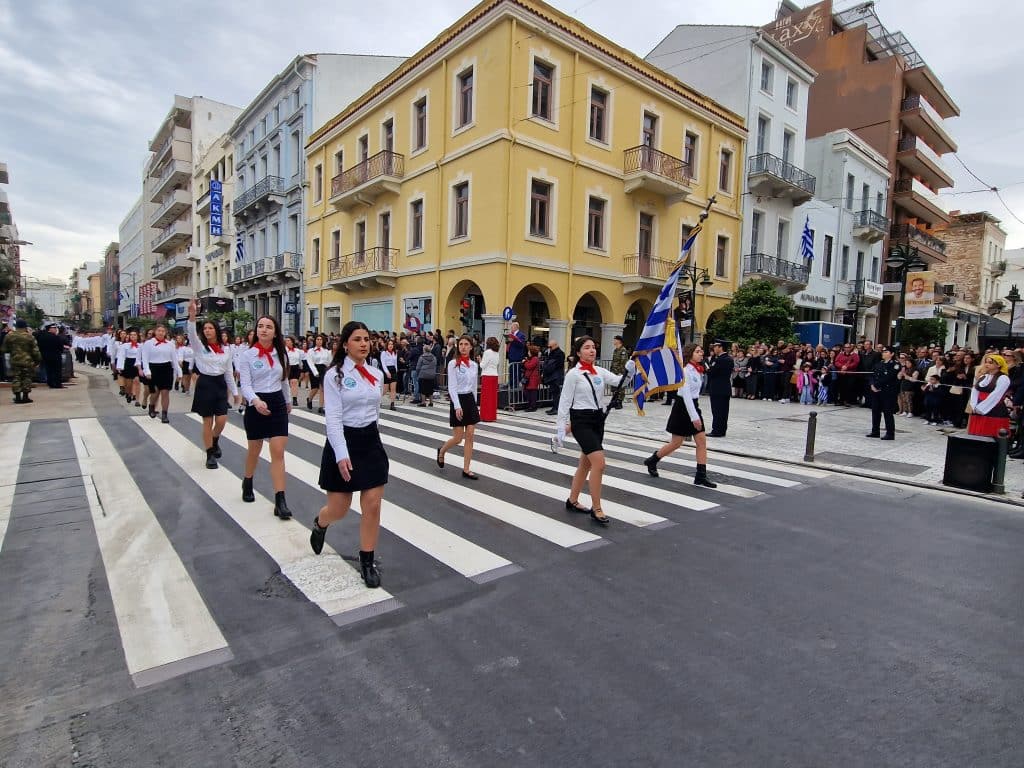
[209, 180, 223, 237]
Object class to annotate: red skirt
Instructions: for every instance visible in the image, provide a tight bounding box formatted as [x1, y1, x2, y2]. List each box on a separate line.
[480, 375, 498, 422]
[967, 414, 1010, 438]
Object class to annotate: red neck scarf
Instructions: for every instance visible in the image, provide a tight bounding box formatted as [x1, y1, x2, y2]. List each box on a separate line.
[692, 363, 705, 375]
[578, 362, 597, 375]
[456, 356, 471, 368]
[208, 342, 223, 355]
[354, 364, 377, 384]
[130, 342, 138, 349]
[155, 338, 167, 345]
[256, 343, 275, 368]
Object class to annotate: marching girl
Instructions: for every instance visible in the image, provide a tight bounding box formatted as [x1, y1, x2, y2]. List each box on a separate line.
[238, 315, 293, 519]
[299, 339, 311, 392]
[285, 336, 303, 406]
[176, 334, 194, 395]
[437, 334, 481, 480]
[114, 329, 128, 396]
[309, 321, 387, 589]
[139, 324, 181, 423]
[116, 329, 142, 405]
[553, 336, 633, 526]
[187, 300, 238, 469]
[106, 330, 118, 381]
[643, 343, 718, 488]
[232, 333, 249, 413]
[380, 338, 399, 411]
[306, 334, 332, 414]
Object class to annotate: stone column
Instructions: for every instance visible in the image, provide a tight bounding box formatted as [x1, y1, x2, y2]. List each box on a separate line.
[546, 318, 570, 351]
[482, 314, 504, 347]
[599, 322, 626, 362]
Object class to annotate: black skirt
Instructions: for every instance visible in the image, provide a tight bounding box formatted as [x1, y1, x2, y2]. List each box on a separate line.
[319, 423, 389, 493]
[450, 392, 480, 427]
[243, 390, 289, 440]
[181, 362, 191, 376]
[570, 409, 606, 455]
[419, 377, 436, 398]
[122, 358, 138, 380]
[666, 398, 705, 437]
[149, 361, 174, 391]
[192, 373, 229, 417]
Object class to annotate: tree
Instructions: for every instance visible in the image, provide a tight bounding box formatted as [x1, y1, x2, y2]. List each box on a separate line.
[899, 318, 947, 349]
[20, 299, 45, 329]
[706, 279, 798, 347]
[207, 309, 253, 336]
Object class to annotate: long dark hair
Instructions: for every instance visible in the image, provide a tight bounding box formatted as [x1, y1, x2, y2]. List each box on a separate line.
[254, 315, 288, 379]
[195, 318, 222, 353]
[332, 320, 371, 382]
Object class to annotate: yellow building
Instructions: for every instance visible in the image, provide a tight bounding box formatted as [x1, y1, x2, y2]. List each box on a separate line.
[305, 0, 746, 352]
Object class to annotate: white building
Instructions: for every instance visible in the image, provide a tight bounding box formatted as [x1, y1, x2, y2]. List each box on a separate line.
[193, 136, 236, 306]
[22, 277, 67, 321]
[118, 194, 145, 324]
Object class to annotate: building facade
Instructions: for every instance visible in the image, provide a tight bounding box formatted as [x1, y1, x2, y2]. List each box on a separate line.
[102, 241, 119, 327]
[228, 54, 406, 336]
[194, 136, 236, 305]
[68, 261, 102, 327]
[117, 195, 145, 325]
[304, 0, 746, 352]
[0, 160, 22, 326]
[22, 277, 67, 321]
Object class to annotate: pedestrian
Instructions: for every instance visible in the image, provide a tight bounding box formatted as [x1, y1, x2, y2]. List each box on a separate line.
[542, 338, 566, 415]
[116, 329, 142, 405]
[609, 335, 629, 411]
[866, 345, 900, 440]
[643, 343, 718, 488]
[796, 362, 817, 405]
[37, 323, 68, 389]
[705, 340, 733, 436]
[187, 300, 237, 469]
[380, 337, 399, 411]
[553, 335, 635, 525]
[438, 334, 481, 479]
[479, 336, 500, 421]
[285, 336, 303, 407]
[858, 340, 880, 407]
[523, 344, 542, 411]
[816, 362, 832, 406]
[140, 324, 181, 423]
[2, 319, 41, 404]
[309, 321, 387, 589]
[966, 354, 1012, 437]
[835, 343, 860, 406]
[506, 320, 527, 389]
[922, 375, 943, 425]
[896, 353, 918, 417]
[415, 341, 438, 407]
[176, 334, 194, 395]
[238, 315, 293, 519]
[732, 347, 750, 398]
[306, 334, 331, 414]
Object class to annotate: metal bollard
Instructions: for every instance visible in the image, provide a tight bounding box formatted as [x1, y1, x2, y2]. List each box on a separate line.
[804, 411, 817, 462]
[992, 428, 1009, 495]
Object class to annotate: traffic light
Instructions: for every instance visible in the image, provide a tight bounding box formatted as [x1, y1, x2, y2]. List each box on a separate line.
[459, 298, 471, 328]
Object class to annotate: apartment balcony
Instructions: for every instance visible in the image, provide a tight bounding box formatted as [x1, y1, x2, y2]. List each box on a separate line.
[904, 66, 960, 120]
[329, 151, 404, 211]
[742, 252, 809, 293]
[892, 177, 950, 228]
[151, 251, 195, 281]
[852, 210, 889, 243]
[233, 176, 286, 219]
[148, 159, 192, 203]
[622, 146, 692, 203]
[991, 260, 1007, 277]
[154, 287, 191, 305]
[149, 188, 191, 229]
[847, 278, 884, 307]
[226, 251, 303, 293]
[896, 135, 954, 191]
[900, 94, 957, 156]
[151, 219, 192, 254]
[150, 126, 192, 168]
[746, 153, 816, 205]
[326, 247, 399, 291]
[890, 223, 947, 264]
[620, 254, 679, 294]
[195, 189, 211, 215]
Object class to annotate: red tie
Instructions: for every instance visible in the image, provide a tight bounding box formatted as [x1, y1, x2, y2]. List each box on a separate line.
[354, 364, 377, 384]
[256, 344, 275, 368]
[579, 362, 597, 375]
[130, 342, 138, 349]
[457, 356, 471, 368]
[209, 343, 223, 355]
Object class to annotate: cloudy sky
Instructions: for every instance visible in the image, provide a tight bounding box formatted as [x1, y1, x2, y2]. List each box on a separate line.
[1, 0, 1021, 282]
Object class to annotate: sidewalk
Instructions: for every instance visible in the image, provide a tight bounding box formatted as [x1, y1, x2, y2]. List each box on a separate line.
[517, 395, 1024, 505]
[0, 366, 120, 423]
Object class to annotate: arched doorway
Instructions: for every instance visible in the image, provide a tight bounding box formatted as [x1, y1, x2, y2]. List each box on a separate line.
[511, 284, 557, 344]
[571, 294, 603, 347]
[445, 280, 486, 336]
[623, 299, 653, 349]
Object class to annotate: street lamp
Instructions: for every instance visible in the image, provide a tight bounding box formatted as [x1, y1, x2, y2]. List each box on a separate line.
[886, 243, 927, 347]
[1005, 284, 1020, 344]
[677, 266, 714, 343]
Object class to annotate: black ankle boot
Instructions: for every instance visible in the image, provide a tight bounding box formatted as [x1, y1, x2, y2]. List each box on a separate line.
[292, 396, 298, 407]
[212, 436, 222, 458]
[643, 452, 660, 477]
[13, 391, 23, 404]
[273, 491, 292, 520]
[205, 448, 218, 469]
[242, 476, 255, 503]
[694, 464, 718, 488]
[310, 516, 327, 555]
[22, 392, 32, 403]
[161, 411, 169, 424]
[359, 550, 381, 588]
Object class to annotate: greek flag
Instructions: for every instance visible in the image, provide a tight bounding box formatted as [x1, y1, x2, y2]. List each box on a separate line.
[631, 265, 686, 415]
[235, 232, 245, 263]
[801, 216, 814, 261]
[678, 223, 702, 264]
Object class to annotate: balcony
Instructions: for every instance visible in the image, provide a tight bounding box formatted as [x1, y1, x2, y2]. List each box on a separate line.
[150, 126, 191, 167]
[622, 146, 692, 203]
[896, 135, 954, 191]
[746, 153, 815, 205]
[892, 177, 949, 227]
[195, 189, 211, 215]
[148, 159, 192, 203]
[152, 251, 195, 280]
[233, 176, 286, 218]
[904, 66, 960, 121]
[150, 188, 191, 229]
[329, 151, 404, 211]
[620, 254, 679, 294]
[991, 260, 1007, 277]
[155, 287, 191, 305]
[890, 223, 947, 264]
[848, 278, 884, 307]
[151, 219, 192, 254]
[742, 252, 809, 293]
[852, 210, 888, 243]
[225, 251, 303, 292]
[326, 246, 399, 291]
[900, 94, 957, 156]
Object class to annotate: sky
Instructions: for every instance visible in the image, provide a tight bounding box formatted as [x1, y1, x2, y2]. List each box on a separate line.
[1, 0, 1021, 284]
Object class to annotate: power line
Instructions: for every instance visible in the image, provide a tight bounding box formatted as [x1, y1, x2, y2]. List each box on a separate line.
[949, 153, 1024, 226]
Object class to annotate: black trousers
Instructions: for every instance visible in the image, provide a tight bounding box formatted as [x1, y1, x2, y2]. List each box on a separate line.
[709, 394, 730, 435]
[870, 390, 897, 436]
[44, 356, 63, 387]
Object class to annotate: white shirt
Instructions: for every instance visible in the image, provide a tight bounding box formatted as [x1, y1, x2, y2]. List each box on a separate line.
[187, 323, 238, 396]
[116, 341, 141, 369]
[447, 357, 479, 403]
[307, 347, 332, 368]
[238, 345, 289, 404]
[555, 363, 627, 435]
[380, 350, 398, 370]
[480, 349, 500, 376]
[106, 334, 117, 358]
[140, 338, 182, 379]
[324, 357, 384, 462]
[970, 373, 1011, 415]
[232, 343, 249, 369]
[177, 345, 194, 365]
[286, 348, 303, 368]
[677, 363, 704, 423]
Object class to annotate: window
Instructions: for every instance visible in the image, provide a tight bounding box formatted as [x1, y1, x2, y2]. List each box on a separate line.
[312, 237, 320, 275]
[786, 78, 797, 108]
[876, 191, 884, 215]
[272, 106, 279, 126]
[719, 149, 732, 192]
[855, 250, 865, 280]
[638, 213, 654, 257]
[776, 220, 789, 259]
[532, 61, 554, 120]
[642, 112, 657, 148]
[760, 60, 774, 93]
[822, 235, 833, 278]
[680, 223, 693, 254]
[750, 210, 763, 253]
[355, 221, 366, 259]
[358, 135, 368, 163]
[715, 236, 728, 278]
[587, 196, 606, 251]
[270, 222, 279, 256]
[314, 164, 323, 202]
[453, 181, 469, 239]
[845, 173, 855, 210]
[589, 87, 608, 142]
[871, 255, 879, 281]
[414, 97, 427, 150]
[291, 131, 301, 175]
[756, 116, 769, 155]
[782, 130, 794, 164]
[529, 179, 552, 238]
[684, 132, 698, 173]
[271, 145, 280, 177]
[410, 199, 424, 251]
[457, 68, 474, 127]
[334, 150, 344, 175]
[331, 230, 340, 262]
[840, 245, 850, 280]
[861, 183, 870, 213]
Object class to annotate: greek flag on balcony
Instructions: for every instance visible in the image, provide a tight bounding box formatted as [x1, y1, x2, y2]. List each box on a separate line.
[235, 233, 245, 263]
[801, 216, 814, 261]
[630, 262, 686, 415]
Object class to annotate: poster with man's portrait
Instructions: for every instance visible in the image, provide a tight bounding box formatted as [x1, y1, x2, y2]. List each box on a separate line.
[904, 271, 935, 320]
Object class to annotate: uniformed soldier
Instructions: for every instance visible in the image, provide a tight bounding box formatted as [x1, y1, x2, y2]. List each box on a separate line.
[609, 335, 630, 409]
[3, 320, 42, 404]
[867, 345, 900, 440]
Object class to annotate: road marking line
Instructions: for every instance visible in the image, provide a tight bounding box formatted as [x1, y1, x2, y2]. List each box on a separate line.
[70, 418, 232, 687]
[0, 421, 30, 552]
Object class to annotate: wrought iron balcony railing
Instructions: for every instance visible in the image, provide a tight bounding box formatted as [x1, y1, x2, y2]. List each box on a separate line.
[623, 146, 691, 185]
[327, 246, 399, 281]
[742, 252, 809, 284]
[890, 223, 947, 255]
[331, 151, 405, 197]
[854, 209, 889, 232]
[233, 176, 285, 215]
[746, 153, 816, 197]
[622, 254, 678, 281]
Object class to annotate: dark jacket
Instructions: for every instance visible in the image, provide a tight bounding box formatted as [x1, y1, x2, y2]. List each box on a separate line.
[541, 347, 566, 385]
[36, 330, 66, 361]
[706, 352, 734, 397]
[872, 358, 901, 392]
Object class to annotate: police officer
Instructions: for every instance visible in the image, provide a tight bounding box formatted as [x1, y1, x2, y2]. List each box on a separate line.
[867, 345, 900, 440]
[2, 320, 42, 404]
[706, 340, 734, 437]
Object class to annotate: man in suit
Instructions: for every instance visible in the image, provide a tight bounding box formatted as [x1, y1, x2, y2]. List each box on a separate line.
[706, 340, 734, 437]
[542, 339, 566, 415]
[37, 323, 69, 388]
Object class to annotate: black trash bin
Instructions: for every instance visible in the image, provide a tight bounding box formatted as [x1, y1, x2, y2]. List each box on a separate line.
[942, 433, 997, 493]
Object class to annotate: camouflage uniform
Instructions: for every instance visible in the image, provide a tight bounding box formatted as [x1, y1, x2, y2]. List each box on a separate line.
[3, 329, 42, 397]
[610, 344, 630, 376]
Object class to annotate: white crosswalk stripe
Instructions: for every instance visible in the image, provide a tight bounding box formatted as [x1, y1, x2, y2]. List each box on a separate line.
[0, 422, 30, 553]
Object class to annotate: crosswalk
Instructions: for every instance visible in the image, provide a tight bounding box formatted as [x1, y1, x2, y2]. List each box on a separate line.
[0, 404, 828, 689]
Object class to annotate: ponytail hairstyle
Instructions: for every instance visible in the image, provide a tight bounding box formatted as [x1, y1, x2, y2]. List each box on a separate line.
[332, 320, 371, 384]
